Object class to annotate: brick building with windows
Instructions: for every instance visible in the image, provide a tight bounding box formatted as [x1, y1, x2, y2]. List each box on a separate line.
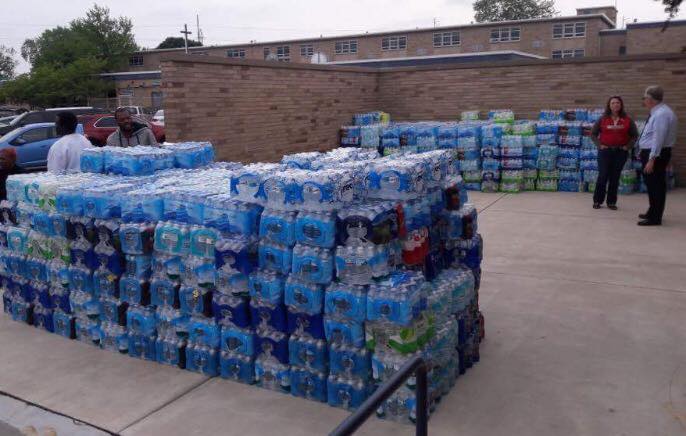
[111, 6, 686, 107]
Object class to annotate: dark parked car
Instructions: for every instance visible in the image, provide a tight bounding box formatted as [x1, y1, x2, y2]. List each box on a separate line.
[0, 107, 105, 136]
[79, 114, 165, 146]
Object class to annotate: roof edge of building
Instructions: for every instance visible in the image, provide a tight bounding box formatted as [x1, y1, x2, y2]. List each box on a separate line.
[327, 50, 546, 65]
[626, 19, 686, 29]
[577, 5, 617, 10]
[599, 29, 627, 34]
[159, 53, 379, 73]
[159, 52, 686, 74]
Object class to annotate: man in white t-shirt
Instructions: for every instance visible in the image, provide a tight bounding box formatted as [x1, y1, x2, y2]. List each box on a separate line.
[47, 112, 91, 173]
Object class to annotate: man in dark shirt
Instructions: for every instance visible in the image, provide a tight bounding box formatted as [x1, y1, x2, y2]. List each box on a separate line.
[106, 107, 158, 147]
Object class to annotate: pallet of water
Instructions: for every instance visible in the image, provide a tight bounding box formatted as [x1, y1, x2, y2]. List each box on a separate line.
[342, 108, 654, 196]
[1, 143, 484, 424]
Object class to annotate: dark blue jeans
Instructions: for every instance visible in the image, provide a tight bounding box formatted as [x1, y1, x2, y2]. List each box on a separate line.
[593, 148, 628, 206]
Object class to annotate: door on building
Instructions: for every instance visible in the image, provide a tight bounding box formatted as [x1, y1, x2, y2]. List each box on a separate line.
[151, 92, 163, 110]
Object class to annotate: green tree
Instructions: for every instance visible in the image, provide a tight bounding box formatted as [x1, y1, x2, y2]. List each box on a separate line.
[70, 4, 138, 71]
[473, 0, 557, 22]
[1, 57, 110, 107]
[0, 45, 17, 80]
[2, 4, 137, 107]
[21, 26, 97, 69]
[156, 36, 203, 50]
[659, 0, 682, 17]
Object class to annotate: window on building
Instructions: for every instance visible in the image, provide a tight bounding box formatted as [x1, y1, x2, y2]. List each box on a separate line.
[490, 27, 521, 43]
[335, 40, 358, 54]
[276, 46, 290, 61]
[381, 35, 407, 50]
[433, 31, 460, 47]
[227, 48, 246, 58]
[552, 49, 585, 59]
[129, 55, 144, 66]
[264, 47, 271, 59]
[619, 45, 626, 55]
[300, 44, 314, 57]
[553, 22, 586, 38]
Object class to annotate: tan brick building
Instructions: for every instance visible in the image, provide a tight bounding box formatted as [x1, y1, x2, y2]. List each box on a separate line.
[112, 7, 686, 110]
[126, 6, 686, 73]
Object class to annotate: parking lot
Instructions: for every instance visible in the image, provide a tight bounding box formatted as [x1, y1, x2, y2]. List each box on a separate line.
[1, 190, 685, 436]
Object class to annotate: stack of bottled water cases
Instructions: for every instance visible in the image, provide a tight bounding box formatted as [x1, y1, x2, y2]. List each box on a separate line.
[80, 142, 215, 176]
[516, 122, 538, 191]
[481, 110, 517, 193]
[0, 171, 162, 346]
[537, 109, 600, 192]
[1, 144, 485, 424]
[555, 121, 583, 192]
[340, 111, 390, 148]
[341, 107, 663, 196]
[619, 159, 639, 195]
[579, 123, 598, 192]
[480, 123, 503, 193]
[500, 122, 535, 193]
[460, 111, 480, 122]
[535, 120, 560, 191]
[456, 123, 482, 191]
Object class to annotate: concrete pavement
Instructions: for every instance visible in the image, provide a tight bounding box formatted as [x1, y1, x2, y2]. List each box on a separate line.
[1, 190, 684, 436]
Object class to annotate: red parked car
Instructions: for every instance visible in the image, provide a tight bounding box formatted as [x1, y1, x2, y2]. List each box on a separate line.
[79, 113, 165, 146]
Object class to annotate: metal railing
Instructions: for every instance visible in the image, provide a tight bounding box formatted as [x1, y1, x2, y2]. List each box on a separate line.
[329, 355, 428, 436]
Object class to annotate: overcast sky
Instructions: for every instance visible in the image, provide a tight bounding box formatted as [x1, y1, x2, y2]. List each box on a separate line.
[2, 0, 680, 74]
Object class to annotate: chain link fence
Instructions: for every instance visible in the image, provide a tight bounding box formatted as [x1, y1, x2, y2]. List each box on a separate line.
[87, 93, 163, 113]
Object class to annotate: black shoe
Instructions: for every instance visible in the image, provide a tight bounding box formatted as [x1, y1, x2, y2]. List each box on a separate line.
[637, 219, 661, 226]
[607, 205, 618, 210]
[638, 213, 649, 219]
[593, 203, 601, 209]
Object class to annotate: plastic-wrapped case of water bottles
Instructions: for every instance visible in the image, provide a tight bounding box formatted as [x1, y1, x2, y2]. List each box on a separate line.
[1, 141, 485, 424]
[342, 108, 651, 195]
[80, 142, 215, 176]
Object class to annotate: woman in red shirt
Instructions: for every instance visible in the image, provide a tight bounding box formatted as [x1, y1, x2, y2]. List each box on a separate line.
[591, 96, 639, 210]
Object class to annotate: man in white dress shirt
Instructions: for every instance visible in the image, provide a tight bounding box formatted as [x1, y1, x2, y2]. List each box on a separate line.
[46, 112, 91, 173]
[637, 86, 678, 226]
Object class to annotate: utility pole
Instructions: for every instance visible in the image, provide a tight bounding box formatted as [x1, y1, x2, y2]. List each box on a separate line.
[196, 14, 203, 45]
[180, 24, 192, 53]
[433, 18, 439, 28]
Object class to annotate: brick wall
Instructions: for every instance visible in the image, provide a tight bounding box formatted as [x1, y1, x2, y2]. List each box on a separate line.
[626, 25, 686, 55]
[161, 53, 686, 178]
[599, 32, 626, 56]
[161, 56, 379, 162]
[377, 54, 686, 178]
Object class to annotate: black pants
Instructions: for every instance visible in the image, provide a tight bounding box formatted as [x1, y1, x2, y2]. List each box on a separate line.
[593, 148, 628, 206]
[640, 148, 671, 223]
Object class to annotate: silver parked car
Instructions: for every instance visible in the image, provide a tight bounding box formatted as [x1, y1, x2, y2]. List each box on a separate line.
[152, 109, 164, 127]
